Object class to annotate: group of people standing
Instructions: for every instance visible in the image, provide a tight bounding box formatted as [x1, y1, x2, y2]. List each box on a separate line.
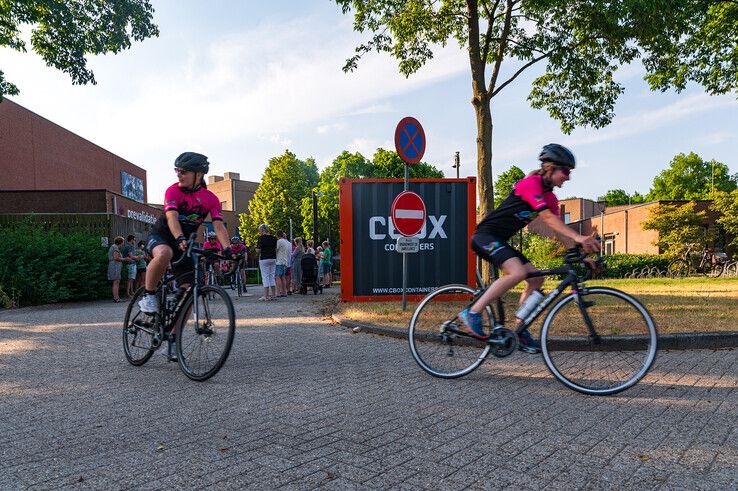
[107, 234, 150, 302]
[256, 223, 333, 301]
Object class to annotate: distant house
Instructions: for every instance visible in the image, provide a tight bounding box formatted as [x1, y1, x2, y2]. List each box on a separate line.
[537, 198, 730, 256]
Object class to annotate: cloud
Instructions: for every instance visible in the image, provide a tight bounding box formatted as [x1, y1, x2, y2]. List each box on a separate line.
[698, 131, 733, 145]
[316, 122, 346, 134]
[568, 93, 736, 147]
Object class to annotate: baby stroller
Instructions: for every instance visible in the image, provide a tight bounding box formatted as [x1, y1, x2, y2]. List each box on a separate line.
[300, 254, 323, 295]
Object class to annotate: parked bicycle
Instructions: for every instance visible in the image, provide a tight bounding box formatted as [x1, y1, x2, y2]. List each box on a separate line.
[668, 243, 727, 278]
[408, 247, 658, 396]
[123, 235, 235, 381]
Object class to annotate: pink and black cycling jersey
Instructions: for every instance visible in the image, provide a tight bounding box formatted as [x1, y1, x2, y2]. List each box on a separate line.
[152, 183, 223, 237]
[230, 244, 246, 255]
[203, 240, 222, 251]
[476, 174, 559, 241]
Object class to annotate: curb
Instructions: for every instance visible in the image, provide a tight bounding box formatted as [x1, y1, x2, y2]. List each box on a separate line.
[331, 314, 738, 350]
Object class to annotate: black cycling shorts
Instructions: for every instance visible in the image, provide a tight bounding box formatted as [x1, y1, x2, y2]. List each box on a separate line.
[471, 232, 530, 270]
[146, 232, 194, 280]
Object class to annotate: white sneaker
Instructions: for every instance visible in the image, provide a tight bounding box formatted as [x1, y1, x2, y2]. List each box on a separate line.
[138, 294, 159, 313]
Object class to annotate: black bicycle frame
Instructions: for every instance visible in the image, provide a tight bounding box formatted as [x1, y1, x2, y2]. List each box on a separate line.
[474, 258, 600, 342]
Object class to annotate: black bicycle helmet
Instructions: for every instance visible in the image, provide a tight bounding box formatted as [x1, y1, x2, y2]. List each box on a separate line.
[538, 144, 575, 169]
[174, 152, 210, 173]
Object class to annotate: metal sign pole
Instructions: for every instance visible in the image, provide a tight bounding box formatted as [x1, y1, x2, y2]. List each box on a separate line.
[403, 164, 409, 310]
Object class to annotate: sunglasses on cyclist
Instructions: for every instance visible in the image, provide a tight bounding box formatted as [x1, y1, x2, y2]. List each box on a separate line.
[557, 166, 571, 177]
[174, 168, 193, 176]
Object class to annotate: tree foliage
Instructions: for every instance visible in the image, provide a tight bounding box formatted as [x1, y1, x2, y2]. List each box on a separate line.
[597, 189, 647, 206]
[370, 148, 444, 179]
[647, 152, 737, 200]
[0, 0, 159, 100]
[641, 201, 709, 256]
[299, 148, 444, 249]
[493, 165, 525, 207]
[239, 151, 318, 248]
[334, 0, 736, 224]
[300, 151, 373, 248]
[711, 190, 738, 250]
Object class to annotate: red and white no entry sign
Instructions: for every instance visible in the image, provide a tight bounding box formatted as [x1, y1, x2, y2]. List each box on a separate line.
[391, 191, 426, 237]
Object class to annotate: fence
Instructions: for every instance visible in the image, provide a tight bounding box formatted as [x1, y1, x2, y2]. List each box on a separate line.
[0, 213, 154, 242]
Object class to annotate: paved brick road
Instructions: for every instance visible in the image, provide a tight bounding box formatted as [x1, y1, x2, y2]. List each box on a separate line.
[0, 289, 736, 490]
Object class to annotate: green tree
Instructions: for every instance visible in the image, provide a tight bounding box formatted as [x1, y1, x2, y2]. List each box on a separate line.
[301, 151, 373, 248]
[370, 148, 444, 179]
[1, 1, 159, 100]
[239, 151, 318, 248]
[711, 190, 738, 250]
[597, 189, 647, 206]
[493, 166, 525, 207]
[647, 152, 737, 200]
[300, 149, 444, 249]
[335, 1, 736, 222]
[642, 201, 709, 255]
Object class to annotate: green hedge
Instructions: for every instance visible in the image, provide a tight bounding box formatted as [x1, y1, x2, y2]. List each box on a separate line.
[0, 220, 109, 307]
[598, 254, 670, 278]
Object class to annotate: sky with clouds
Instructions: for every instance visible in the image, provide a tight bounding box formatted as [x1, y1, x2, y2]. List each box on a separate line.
[3, 0, 737, 204]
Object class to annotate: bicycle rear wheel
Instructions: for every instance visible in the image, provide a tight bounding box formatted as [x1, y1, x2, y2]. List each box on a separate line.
[176, 285, 235, 381]
[541, 287, 657, 396]
[408, 285, 491, 379]
[704, 262, 724, 277]
[122, 287, 158, 366]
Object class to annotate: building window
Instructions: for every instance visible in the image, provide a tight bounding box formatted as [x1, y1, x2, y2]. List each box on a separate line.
[604, 233, 615, 255]
[564, 212, 571, 224]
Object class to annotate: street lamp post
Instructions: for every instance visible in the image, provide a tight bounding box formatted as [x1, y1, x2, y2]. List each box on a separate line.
[312, 190, 322, 243]
[452, 151, 460, 179]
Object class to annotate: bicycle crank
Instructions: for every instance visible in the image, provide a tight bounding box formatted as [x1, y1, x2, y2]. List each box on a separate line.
[488, 327, 517, 358]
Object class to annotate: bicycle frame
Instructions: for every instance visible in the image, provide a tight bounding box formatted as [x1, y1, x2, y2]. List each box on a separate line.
[473, 255, 598, 341]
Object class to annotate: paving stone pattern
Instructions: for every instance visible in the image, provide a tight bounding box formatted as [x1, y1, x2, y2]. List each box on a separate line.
[0, 289, 736, 490]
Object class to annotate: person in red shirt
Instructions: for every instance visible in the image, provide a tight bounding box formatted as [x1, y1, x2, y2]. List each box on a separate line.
[202, 231, 223, 285]
[140, 152, 231, 313]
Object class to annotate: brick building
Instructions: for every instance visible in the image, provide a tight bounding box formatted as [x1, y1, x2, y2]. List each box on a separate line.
[557, 199, 728, 255]
[0, 99, 161, 239]
[205, 172, 259, 238]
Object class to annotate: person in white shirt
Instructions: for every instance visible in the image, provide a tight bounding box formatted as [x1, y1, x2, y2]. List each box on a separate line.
[275, 230, 292, 297]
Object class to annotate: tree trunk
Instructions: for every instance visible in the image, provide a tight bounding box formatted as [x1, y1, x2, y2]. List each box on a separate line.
[474, 98, 493, 219]
[466, 0, 495, 285]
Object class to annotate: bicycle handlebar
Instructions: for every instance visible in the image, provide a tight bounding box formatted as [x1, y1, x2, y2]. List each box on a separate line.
[563, 244, 604, 281]
[170, 233, 230, 268]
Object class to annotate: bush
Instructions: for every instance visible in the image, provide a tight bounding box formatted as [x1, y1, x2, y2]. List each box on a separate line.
[0, 219, 109, 306]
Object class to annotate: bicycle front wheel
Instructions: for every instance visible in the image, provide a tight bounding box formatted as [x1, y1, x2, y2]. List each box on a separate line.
[122, 287, 157, 366]
[408, 284, 491, 379]
[541, 287, 658, 396]
[176, 286, 235, 381]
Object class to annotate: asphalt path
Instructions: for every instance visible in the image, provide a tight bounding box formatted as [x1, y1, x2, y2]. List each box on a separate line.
[0, 288, 736, 489]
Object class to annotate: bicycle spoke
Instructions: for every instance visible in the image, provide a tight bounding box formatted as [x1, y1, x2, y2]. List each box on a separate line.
[177, 286, 235, 381]
[542, 287, 657, 395]
[122, 288, 157, 366]
[408, 285, 491, 379]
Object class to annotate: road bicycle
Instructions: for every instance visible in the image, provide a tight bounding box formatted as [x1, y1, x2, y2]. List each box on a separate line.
[123, 236, 236, 381]
[408, 247, 658, 396]
[668, 243, 727, 278]
[224, 255, 247, 297]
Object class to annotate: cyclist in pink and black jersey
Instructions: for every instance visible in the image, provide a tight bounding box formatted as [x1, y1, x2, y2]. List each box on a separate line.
[459, 144, 601, 353]
[139, 152, 233, 313]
